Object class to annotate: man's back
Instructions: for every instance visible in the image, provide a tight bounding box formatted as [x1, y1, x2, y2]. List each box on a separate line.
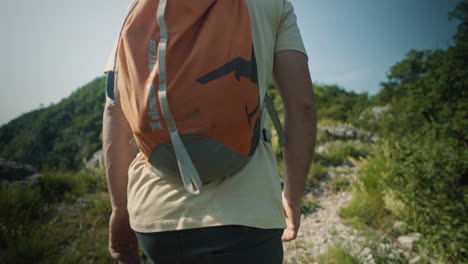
[103, 1, 316, 263]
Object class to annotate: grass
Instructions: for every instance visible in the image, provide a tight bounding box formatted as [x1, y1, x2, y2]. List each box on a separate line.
[284, 241, 361, 264]
[0, 185, 46, 230]
[314, 243, 360, 264]
[0, 170, 112, 264]
[40, 169, 107, 203]
[56, 192, 112, 264]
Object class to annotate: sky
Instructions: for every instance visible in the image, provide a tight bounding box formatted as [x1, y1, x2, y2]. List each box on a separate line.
[0, 0, 460, 125]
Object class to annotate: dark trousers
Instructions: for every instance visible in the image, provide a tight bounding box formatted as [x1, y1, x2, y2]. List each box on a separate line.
[135, 225, 283, 264]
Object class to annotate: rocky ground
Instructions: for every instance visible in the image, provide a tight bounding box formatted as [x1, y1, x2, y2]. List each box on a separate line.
[282, 164, 431, 264]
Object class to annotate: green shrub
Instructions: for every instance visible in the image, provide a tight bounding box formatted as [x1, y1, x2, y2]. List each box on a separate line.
[339, 142, 396, 230]
[315, 243, 360, 264]
[80, 170, 108, 193]
[329, 177, 351, 193]
[40, 170, 105, 202]
[301, 197, 318, 215]
[382, 137, 467, 262]
[83, 192, 112, 226]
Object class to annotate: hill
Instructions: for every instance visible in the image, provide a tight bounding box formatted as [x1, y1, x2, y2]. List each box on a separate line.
[0, 77, 105, 171]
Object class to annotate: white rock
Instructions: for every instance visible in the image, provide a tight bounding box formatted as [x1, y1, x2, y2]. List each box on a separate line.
[388, 252, 398, 259]
[393, 221, 407, 233]
[409, 256, 422, 264]
[361, 247, 372, 256]
[398, 233, 422, 249]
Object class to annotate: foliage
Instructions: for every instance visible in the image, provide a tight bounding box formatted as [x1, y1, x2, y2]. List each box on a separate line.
[0, 77, 106, 171]
[372, 1, 468, 146]
[339, 144, 394, 231]
[341, 138, 468, 262]
[340, 3, 468, 262]
[384, 137, 467, 262]
[374, 47, 468, 145]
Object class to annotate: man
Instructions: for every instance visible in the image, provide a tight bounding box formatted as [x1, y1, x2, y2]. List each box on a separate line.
[103, 0, 316, 263]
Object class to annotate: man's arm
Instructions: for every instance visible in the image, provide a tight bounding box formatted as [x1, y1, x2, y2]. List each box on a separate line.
[102, 97, 139, 263]
[273, 50, 317, 242]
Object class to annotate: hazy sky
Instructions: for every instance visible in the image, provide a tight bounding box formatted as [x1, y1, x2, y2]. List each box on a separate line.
[0, 0, 460, 125]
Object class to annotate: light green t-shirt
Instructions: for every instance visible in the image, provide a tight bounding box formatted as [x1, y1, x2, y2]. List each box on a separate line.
[119, 0, 307, 232]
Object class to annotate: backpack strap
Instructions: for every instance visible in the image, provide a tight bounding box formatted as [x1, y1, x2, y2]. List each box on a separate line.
[155, 0, 202, 195]
[264, 94, 286, 146]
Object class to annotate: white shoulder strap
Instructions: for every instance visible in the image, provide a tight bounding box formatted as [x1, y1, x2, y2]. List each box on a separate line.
[154, 0, 202, 195]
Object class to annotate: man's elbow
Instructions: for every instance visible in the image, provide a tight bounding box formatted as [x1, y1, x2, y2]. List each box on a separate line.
[290, 92, 316, 121]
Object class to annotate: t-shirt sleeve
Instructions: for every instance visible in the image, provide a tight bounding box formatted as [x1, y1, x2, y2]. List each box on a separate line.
[275, 0, 307, 58]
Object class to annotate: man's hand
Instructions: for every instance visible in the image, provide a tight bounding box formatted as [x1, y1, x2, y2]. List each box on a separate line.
[281, 192, 301, 242]
[109, 208, 140, 264]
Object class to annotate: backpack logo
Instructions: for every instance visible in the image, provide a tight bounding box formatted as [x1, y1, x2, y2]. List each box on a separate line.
[196, 46, 258, 85]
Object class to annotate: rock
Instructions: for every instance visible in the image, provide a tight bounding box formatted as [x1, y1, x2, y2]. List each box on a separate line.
[388, 252, 398, 260]
[318, 125, 375, 142]
[85, 150, 104, 171]
[361, 247, 372, 256]
[317, 145, 328, 154]
[359, 105, 390, 121]
[409, 256, 422, 264]
[21, 173, 42, 187]
[398, 233, 422, 249]
[370, 105, 390, 119]
[393, 221, 407, 233]
[0, 157, 37, 182]
[75, 198, 94, 210]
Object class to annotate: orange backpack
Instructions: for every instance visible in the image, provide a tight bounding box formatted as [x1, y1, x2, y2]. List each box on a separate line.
[105, 0, 284, 194]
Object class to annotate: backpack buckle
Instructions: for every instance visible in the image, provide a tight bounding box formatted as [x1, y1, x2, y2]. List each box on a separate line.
[262, 129, 272, 143]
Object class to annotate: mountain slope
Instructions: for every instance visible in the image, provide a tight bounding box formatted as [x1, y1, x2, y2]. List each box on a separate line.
[0, 77, 106, 170]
